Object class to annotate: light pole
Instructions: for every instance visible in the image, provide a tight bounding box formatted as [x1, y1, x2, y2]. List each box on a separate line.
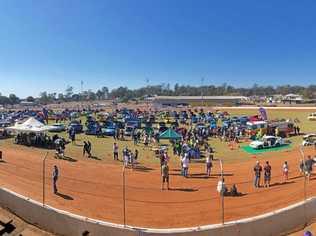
[146, 78, 150, 112]
[201, 77, 205, 107]
[42, 152, 49, 206]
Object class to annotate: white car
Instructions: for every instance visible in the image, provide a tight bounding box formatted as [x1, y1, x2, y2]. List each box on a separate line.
[302, 134, 316, 146]
[124, 126, 134, 136]
[308, 113, 316, 121]
[48, 123, 66, 132]
[249, 135, 285, 149]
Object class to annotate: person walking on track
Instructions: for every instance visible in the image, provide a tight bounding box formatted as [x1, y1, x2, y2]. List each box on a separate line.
[206, 154, 213, 176]
[52, 165, 59, 194]
[282, 161, 289, 183]
[113, 142, 119, 160]
[161, 161, 170, 190]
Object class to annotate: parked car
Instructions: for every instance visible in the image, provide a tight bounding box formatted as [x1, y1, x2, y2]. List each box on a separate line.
[102, 124, 116, 136]
[302, 134, 316, 146]
[249, 135, 285, 149]
[68, 121, 83, 133]
[48, 123, 66, 132]
[124, 126, 134, 136]
[85, 122, 101, 135]
[268, 121, 294, 137]
[307, 113, 316, 121]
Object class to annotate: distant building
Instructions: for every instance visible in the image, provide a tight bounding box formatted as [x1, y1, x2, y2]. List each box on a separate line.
[149, 95, 249, 107]
[20, 101, 37, 106]
[282, 94, 304, 104]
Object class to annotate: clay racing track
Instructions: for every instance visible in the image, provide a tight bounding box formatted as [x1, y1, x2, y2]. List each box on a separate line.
[0, 145, 315, 229]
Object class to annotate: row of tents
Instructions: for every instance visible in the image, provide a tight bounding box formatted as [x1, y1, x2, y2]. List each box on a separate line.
[5, 117, 183, 140]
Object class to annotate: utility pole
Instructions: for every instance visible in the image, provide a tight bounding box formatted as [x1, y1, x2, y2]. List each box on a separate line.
[80, 80, 84, 110]
[201, 77, 205, 107]
[146, 78, 149, 112]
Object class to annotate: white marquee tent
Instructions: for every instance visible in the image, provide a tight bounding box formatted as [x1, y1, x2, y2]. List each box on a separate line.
[7, 117, 51, 133]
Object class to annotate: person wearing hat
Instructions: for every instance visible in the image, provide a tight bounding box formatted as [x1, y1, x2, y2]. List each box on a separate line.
[253, 161, 262, 188]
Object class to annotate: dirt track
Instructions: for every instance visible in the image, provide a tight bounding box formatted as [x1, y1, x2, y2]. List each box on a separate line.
[0, 145, 315, 228]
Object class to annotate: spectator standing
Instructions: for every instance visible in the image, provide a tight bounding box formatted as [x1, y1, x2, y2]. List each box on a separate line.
[305, 156, 314, 180]
[123, 147, 129, 167]
[217, 178, 227, 196]
[282, 161, 289, 183]
[206, 155, 213, 176]
[113, 142, 119, 160]
[264, 161, 272, 187]
[160, 153, 166, 174]
[134, 149, 139, 161]
[87, 141, 92, 158]
[161, 162, 170, 190]
[182, 154, 189, 177]
[253, 161, 262, 188]
[52, 165, 59, 194]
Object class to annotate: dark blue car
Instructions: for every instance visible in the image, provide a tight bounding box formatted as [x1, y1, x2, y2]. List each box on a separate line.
[85, 122, 101, 135]
[68, 121, 83, 133]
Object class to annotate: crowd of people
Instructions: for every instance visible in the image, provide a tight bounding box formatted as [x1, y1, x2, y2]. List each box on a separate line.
[15, 132, 65, 149]
[252, 156, 315, 189]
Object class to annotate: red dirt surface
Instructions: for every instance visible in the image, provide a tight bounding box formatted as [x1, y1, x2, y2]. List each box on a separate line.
[0, 145, 315, 228]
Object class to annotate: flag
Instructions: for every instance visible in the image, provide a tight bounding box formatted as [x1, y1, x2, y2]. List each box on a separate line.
[259, 107, 268, 120]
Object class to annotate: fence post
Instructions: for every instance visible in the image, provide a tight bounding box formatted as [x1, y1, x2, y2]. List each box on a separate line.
[42, 152, 49, 206]
[123, 166, 126, 227]
[299, 145, 308, 226]
[219, 159, 224, 224]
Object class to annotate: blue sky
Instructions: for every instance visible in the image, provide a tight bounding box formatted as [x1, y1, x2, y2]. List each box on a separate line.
[0, 0, 316, 98]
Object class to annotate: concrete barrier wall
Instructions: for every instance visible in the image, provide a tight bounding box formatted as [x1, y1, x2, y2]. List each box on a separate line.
[0, 187, 315, 236]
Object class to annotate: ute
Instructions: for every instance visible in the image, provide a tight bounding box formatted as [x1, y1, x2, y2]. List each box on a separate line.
[249, 135, 285, 149]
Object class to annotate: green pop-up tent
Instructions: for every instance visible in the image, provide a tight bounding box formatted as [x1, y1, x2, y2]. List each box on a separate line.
[159, 128, 182, 140]
[143, 127, 154, 135]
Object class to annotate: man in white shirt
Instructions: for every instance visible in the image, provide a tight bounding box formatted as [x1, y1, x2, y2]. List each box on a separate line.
[217, 178, 227, 196]
[182, 154, 189, 177]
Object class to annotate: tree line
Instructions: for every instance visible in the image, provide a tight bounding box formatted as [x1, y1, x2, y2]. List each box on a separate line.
[1, 84, 316, 105]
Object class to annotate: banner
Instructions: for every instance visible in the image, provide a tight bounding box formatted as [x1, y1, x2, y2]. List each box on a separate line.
[259, 107, 268, 120]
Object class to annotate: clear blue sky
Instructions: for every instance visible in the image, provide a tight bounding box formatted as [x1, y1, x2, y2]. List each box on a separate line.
[1, 0, 316, 98]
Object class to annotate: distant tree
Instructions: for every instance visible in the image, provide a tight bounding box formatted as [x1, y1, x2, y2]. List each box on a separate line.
[65, 86, 74, 100]
[96, 90, 104, 100]
[71, 94, 80, 101]
[39, 91, 50, 104]
[57, 93, 65, 101]
[8, 94, 20, 104]
[0, 96, 10, 105]
[101, 86, 109, 99]
[26, 96, 35, 102]
[48, 93, 57, 101]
